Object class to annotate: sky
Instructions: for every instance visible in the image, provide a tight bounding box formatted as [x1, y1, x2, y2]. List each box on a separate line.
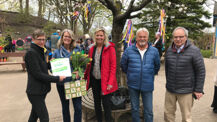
[0, 0, 216, 33]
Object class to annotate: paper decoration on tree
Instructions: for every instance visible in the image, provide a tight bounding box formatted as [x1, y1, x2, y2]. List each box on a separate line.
[83, 0, 91, 23]
[158, 9, 166, 44]
[120, 20, 134, 47]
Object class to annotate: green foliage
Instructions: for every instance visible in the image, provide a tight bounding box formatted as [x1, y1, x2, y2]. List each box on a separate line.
[0, 36, 8, 46]
[43, 22, 58, 36]
[136, 0, 212, 48]
[194, 33, 213, 50]
[15, 13, 32, 23]
[200, 50, 212, 58]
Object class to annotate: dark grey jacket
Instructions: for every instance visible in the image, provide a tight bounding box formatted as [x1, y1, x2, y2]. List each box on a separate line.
[165, 40, 205, 94]
[25, 43, 59, 95]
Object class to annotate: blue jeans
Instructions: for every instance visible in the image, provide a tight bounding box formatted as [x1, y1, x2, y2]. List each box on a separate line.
[57, 84, 82, 122]
[128, 87, 153, 122]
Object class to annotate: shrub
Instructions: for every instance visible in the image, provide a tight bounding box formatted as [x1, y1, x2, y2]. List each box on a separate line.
[200, 50, 212, 58]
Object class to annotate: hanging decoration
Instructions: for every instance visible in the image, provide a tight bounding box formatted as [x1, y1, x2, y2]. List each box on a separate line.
[119, 20, 134, 47]
[70, 11, 80, 20]
[158, 9, 166, 44]
[66, 0, 91, 22]
[83, 0, 91, 23]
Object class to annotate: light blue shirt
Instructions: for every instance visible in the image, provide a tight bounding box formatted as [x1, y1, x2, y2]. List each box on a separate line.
[175, 44, 185, 53]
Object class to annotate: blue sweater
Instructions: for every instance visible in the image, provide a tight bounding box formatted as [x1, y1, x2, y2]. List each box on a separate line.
[121, 43, 160, 91]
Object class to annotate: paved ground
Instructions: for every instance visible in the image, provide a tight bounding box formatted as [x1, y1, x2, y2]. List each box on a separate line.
[0, 57, 217, 122]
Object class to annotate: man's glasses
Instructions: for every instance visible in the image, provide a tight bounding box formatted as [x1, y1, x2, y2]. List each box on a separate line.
[173, 36, 185, 39]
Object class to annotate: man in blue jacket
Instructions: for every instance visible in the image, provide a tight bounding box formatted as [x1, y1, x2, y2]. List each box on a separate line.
[121, 28, 160, 122]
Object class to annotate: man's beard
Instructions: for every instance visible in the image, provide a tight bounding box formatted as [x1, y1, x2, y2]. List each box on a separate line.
[139, 41, 146, 47]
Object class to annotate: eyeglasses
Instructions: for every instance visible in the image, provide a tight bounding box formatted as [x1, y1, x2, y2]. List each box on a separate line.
[63, 36, 71, 39]
[173, 36, 185, 39]
[36, 38, 46, 41]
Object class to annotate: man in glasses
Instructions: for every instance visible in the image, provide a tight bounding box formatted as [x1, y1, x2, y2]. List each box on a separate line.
[164, 27, 205, 122]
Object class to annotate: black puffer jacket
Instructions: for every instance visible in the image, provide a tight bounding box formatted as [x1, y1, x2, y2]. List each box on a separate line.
[25, 43, 59, 95]
[165, 40, 205, 94]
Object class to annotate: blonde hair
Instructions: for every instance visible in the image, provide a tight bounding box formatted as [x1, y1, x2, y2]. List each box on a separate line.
[93, 27, 109, 46]
[57, 29, 76, 49]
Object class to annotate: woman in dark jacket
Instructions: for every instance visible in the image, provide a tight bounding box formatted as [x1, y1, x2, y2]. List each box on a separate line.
[25, 29, 65, 122]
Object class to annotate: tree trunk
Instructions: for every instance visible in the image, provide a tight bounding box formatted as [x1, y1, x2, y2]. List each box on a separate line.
[38, 0, 43, 18]
[47, 9, 51, 21]
[19, 0, 23, 13]
[25, 0, 29, 16]
[112, 18, 126, 85]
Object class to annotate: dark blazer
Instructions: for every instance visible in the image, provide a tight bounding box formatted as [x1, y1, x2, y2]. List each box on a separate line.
[154, 39, 163, 57]
[25, 43, 59, 95]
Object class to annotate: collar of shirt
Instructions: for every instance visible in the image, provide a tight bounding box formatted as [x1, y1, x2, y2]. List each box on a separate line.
[175, 44, 185, 53]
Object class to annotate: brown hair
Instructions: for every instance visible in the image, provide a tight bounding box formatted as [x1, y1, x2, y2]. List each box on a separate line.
[32, 29, 45, 39]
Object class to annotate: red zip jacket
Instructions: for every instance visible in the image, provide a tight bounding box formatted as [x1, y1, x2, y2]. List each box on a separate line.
[85, 42, 118, 95]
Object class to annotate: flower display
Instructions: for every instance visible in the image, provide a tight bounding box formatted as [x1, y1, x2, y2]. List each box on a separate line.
[70, 51, 92, 79]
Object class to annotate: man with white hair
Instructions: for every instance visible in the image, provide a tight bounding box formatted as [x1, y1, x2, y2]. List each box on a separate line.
[121, 28, 160, 122]
[164, 27, 205, 122]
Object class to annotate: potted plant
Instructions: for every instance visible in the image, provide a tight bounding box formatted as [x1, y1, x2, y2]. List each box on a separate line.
[0, 36, 8, 53]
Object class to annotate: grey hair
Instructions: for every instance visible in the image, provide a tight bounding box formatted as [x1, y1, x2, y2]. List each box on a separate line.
[136, 28, 149, 37]
[172, 27, 188, 37]
[57, 29, 76, 49]
[155, 32, 161, 36]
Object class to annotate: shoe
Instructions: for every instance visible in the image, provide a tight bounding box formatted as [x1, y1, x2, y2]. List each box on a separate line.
[213, 108, 217, 113]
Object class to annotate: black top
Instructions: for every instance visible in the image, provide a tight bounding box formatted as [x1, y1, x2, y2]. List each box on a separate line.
[154, 39, 163, 57]
[25, 43, 59, 95]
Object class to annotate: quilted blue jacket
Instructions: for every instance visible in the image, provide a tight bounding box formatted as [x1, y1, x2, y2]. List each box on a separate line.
[121, 43, 160, 91]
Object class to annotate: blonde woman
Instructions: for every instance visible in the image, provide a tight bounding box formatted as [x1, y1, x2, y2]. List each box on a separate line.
[85, 27, 118, 122]
[52, 29, 81, 122]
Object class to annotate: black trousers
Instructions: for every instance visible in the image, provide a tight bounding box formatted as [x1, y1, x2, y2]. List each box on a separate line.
[27, 94, 49, 122]
[91, 76, 112, 122]
[211, 86, 217, 108]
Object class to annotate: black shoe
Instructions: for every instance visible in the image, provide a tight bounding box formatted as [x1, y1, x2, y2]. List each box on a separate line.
[213, 108, 217, 113]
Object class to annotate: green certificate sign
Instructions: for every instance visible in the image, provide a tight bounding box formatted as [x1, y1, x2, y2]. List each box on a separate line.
[50, 58, 72, 76]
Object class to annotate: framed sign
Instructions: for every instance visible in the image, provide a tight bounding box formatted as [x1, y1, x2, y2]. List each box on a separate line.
[50, 58, 71, 77]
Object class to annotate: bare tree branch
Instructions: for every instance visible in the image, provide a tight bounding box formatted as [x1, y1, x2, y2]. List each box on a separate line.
[103, 0, 118, 15]
[98, 0, 107, 6]
[117, 0, 151, 20]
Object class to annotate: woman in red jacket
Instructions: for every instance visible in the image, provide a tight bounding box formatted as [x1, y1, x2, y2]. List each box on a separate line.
[85, 27, 118, 122]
